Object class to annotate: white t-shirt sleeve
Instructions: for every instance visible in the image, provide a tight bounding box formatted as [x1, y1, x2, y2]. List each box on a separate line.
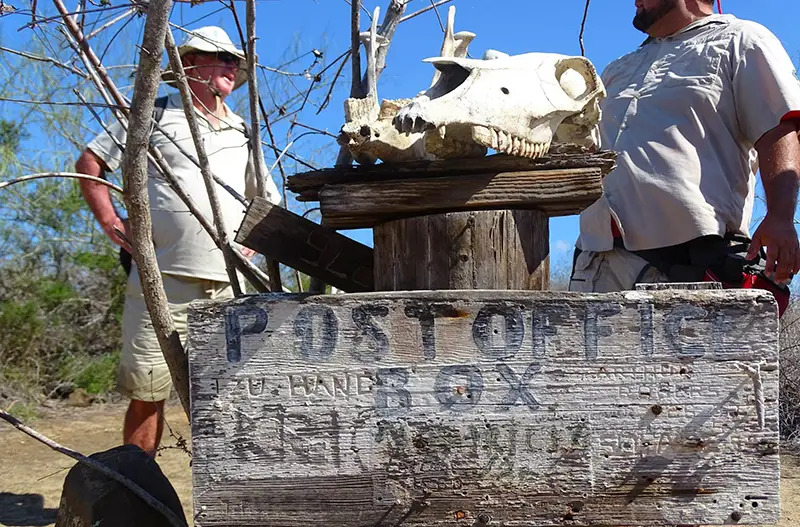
[86, 118, 128, 172]
[732, 21, 800, 145]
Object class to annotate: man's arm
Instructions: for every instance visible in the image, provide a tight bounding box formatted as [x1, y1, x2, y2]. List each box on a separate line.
[75, 149, 131, 251]
[747, 120, 800, 283]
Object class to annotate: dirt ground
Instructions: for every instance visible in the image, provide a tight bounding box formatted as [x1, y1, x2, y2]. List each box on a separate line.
[1, 400, 799, 527]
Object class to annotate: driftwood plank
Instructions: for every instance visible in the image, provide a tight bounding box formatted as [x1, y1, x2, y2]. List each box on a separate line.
[235, 197, 374, 292]
[288, 146, 617, 200]
[318, 168, 604, 229]
[189, 290, 779, 527]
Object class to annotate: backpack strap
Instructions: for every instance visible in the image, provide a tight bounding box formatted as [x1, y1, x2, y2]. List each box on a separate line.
[152, 95, 170, 125]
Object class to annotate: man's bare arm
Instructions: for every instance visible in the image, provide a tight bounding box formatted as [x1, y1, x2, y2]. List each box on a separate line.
[749, 120, 800, 283]
[75, 149, 131, 251]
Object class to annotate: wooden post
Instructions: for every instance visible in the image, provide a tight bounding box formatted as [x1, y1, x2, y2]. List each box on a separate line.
[374, 209, 549, 290]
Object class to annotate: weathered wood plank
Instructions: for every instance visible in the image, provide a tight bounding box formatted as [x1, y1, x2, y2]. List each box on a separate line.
[287, 146, 617, 199]
[374, 211, 549, 291]
[318, 168, 603, 229]
[235, 197, 374, 292]
[189, 289, 779, 527]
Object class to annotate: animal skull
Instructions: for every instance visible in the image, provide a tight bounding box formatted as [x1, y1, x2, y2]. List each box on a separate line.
[394, 52, 606, 159]
[338, 6, 477, 164]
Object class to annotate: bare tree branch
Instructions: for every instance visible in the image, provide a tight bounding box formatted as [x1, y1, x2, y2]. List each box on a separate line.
[114, 0, 197, 418]
[85, 7, 137, 40]
[0, 172, 123, 193]
[0, 410, 187, 527]
[349, 0, 364, 99]
[164, 29, 243, 295]
[579, 0, 591, 56]
[0, 46, 88, 77]
[245, 0, 267, 199]
[370, 0, 410, 81]
[399, 0, 454, 23]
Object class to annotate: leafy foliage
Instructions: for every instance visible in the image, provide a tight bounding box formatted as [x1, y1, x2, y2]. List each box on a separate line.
[0, 57, 126, 402]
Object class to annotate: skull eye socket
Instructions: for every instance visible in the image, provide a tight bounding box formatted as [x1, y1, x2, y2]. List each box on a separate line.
[555, 58, 598, 102]
[429, 64, 471, 99]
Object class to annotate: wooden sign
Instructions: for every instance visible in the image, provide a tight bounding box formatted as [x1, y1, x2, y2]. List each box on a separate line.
[188, 290, 779, 526]
[235, 198, 374, 292]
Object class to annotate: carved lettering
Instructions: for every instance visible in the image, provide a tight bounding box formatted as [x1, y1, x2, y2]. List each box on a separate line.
[665, 304, 709, 358]
[497, 363, 540, 411]
[224, 305, 268, 363]
[639, 302, 654, 357]
[288, 374, 306, 397]
[247, 378, 267, 397]
[585, 303, 621, 360]
[294, 305, 338, 361]
[711, 308, 749, 357]
[532, 304, 570, 358]
[435, 365, 484, 412]
[473, 303, 524, 360]
[351, 304, 390, 362]
[375, 368, 411, 412]
[404, 302, 460, 360]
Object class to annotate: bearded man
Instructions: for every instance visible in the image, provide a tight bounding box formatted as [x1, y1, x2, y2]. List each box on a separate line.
[75, 27, 280, 455]
[570, 0, 800, 310]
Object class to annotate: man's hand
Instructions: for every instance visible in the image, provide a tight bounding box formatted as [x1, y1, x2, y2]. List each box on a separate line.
[747, 214, 800, 283]
[100, 215, 131, 252]
[754, 120, 800, 284]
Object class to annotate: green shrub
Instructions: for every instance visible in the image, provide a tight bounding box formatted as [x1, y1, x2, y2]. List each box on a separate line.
[69, 351, 121, 394]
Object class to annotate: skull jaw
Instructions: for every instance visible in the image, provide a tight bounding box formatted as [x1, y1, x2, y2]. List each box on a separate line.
[470, 125, 555, 159]
[395, 99, 580, 160]
[424, 124, 488, 159]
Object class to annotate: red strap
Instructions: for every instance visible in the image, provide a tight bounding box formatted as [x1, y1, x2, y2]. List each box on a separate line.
[781, 110, 800, 122]
[717, 0, 722, 14]
[610, 217, 622, 239]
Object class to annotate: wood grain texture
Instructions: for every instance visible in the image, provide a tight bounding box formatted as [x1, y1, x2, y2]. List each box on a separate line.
[374, 211, 549, 291]
[235, 197, 374, 292]
[189, 289, 779, 527]
[317, 168, 603, 229]
[288, 146, 617, 200]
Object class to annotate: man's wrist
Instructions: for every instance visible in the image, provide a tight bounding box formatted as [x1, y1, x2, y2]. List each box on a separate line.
[98, 214, 121, 229]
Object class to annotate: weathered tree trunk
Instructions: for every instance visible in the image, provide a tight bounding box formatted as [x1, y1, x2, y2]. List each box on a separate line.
[373, 209, 549, 291]
[118, 0, 188, 415]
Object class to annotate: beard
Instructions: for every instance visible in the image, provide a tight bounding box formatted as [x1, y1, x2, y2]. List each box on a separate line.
[633, 0, 678, 32]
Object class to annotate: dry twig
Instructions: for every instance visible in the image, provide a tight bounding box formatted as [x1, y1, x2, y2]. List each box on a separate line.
[579, 0, 591, 56]
[164, 29, 243, 295]
[0, 172, 123, 193]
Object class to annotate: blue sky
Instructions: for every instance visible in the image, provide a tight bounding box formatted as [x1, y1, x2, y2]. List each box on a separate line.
[3, 0, 800, 268]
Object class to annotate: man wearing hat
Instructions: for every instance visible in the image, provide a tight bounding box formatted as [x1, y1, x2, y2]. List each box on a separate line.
[75, 26, 281, 455]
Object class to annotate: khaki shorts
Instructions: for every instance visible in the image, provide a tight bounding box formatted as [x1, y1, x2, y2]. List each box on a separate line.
[568, 246, 668, 293]
[118, 272, 233, 401]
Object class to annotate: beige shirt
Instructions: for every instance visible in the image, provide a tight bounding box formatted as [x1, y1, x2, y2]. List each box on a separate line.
[88, 93, 282, 282]
[578, 15, 800, 252]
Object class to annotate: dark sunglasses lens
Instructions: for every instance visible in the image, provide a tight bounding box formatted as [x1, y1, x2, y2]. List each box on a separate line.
[217, 53, 239, 65]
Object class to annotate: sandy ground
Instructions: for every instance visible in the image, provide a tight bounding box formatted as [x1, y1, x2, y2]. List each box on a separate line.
[0, 400, 799, 527]
[0, 400, 193, 526]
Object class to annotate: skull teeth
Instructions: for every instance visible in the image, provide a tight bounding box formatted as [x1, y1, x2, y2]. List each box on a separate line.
[472, 126, 551, 159]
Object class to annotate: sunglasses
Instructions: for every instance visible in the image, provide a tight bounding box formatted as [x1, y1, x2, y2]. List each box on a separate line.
[193, 51, 240, 65]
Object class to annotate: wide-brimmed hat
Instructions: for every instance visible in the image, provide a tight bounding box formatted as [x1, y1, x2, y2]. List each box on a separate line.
[162, 26, 248, 90]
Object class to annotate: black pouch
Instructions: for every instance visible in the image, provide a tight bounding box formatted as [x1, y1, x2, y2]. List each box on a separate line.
[119, 247, 132, 276]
